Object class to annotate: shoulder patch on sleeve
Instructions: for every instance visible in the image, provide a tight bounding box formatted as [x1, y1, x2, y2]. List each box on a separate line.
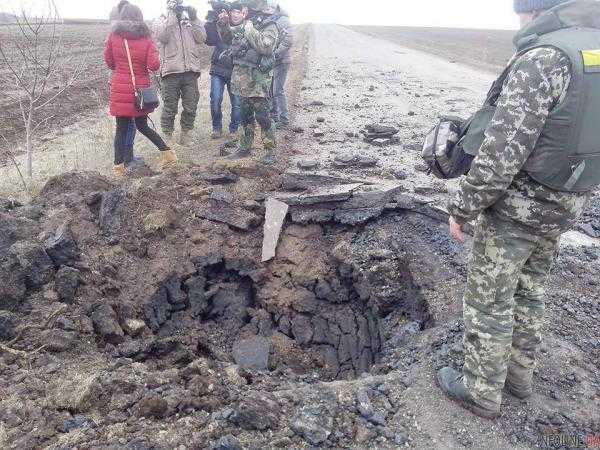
[581, 50, 600, 73]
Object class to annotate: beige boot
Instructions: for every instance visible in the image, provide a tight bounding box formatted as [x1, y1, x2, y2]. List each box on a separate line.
[179, 130, 192, 146]
[113, 163, 126, 177]
[164, 132, 177, 149]
[160, 149, 178, 168]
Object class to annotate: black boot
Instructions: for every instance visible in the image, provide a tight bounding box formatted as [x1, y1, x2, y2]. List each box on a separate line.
[436, 367, 500, 419]
[261, 150, 277, 165]
[227, 148, 251, 160]
[505, 372, 533, 400]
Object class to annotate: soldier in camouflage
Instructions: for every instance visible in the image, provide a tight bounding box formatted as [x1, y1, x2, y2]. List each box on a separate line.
[437, 0, 600, 419]
[217, 0, 280, 164]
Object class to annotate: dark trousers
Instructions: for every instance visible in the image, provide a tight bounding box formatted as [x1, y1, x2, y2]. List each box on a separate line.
[210, 74, 241, 133]
[114, 116, 168, 165]
[125, 119, 136, 154]
[271, 63, 290, 125]
[160, 72, 200, 134]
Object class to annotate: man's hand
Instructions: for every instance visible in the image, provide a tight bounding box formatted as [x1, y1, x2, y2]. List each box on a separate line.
[218, 10, 230, 26]
[186, 6, 197, 21]
[449, 216, 465, 243]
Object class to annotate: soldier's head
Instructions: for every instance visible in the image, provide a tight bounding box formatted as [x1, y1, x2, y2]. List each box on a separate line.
[248, 0, 277, 15]
[513, 0, 570, 27]
[229, 1, 247, 25]
[262, 0, 278, 15]
[167, 0, 183, 11]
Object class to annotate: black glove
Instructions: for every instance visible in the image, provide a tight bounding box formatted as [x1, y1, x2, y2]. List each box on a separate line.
[186, 6, 197, 21]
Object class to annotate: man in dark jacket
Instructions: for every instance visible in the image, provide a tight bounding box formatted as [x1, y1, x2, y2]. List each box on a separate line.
[271, 5, 293, 129]
[205, 9, 241, 139]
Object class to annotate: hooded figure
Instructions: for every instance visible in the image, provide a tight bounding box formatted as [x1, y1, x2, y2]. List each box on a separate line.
[109, 0, 131, 23]
[104, 3, 177, 176]
[108, 0, 136, 167]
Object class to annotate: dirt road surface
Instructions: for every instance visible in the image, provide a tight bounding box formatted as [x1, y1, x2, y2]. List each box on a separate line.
[348, 26, 515, 74]
[285, 24, 599, 448]
[0, 24, 598, 450]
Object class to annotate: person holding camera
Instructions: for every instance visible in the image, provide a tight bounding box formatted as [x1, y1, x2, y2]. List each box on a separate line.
[217, 0, 280, 164]
[205, 1, 241, 139]
[154, 0, 206, 146]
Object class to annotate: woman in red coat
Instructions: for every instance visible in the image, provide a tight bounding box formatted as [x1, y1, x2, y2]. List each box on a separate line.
[104, 3, 177, 176]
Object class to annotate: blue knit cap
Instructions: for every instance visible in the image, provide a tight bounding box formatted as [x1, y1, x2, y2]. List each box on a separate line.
[514, 0, 570, 12]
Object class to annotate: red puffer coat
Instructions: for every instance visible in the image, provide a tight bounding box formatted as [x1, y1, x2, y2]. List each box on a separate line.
[104, 21, 160, 118]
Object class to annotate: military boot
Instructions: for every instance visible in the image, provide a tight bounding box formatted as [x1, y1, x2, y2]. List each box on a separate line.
[163, 131, 175, 148]
[436, 367, 501, 419]
[505, 367, 533, 400]
[227, 147, 251, 160]
[261, 150, 277, 165]
[179, 130, 193, 146]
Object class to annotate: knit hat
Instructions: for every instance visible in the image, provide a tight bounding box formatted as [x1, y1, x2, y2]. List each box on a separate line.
[514, 0, 570, 13]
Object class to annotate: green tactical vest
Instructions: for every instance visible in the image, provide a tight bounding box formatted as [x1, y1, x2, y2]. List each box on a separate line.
[517, 27, 600, 192]
[232, 16, 278, 70]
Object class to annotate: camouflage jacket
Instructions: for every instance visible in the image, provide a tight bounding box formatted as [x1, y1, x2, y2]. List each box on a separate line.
[448, 47, 590, 237]
[218, 20, 279, 98]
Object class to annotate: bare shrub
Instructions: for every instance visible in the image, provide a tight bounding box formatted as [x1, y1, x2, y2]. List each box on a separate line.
[0, 0, 89, 176]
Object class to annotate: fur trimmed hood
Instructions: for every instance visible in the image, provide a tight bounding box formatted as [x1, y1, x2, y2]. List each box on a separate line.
[111, 20, 151, 38]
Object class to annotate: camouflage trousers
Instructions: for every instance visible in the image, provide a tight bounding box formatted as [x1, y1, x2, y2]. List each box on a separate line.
[160, 72, 200, 134]
[239, 97, 276, 152]
[462, 210, 560, 409]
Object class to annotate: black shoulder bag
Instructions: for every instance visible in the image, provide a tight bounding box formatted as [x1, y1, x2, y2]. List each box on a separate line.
[124, 39, 160, 111]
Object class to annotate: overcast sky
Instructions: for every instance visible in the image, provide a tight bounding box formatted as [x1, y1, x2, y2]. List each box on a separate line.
[0, 0, 520, 29]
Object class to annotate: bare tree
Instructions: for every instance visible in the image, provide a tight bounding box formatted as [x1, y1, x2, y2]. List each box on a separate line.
[0, 132, 28, 193]
[0, 0, 88, 177]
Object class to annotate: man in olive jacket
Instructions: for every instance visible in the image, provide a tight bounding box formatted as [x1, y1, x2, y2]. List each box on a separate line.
[154, 0, 206, 145]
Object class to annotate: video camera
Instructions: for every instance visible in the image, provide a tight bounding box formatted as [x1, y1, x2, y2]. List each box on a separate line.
[207, 0, 231, 22]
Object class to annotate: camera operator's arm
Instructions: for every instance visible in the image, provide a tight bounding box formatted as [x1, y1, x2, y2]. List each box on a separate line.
[154, 11, 179, 45]
[244, 21, 277, 56]
[217, 11, 233, 45]
[274, 17, 293, 62]
[205, 20, 220, 47]
[185, 7, 207, 44]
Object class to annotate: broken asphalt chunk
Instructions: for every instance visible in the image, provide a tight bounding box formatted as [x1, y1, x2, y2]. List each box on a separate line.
[197, 205, 261, 231]
[296, 159, 320, 171]
[201, 170, 239, 185]
[369, 136, 401, 147]
[262, 198, 289, 263]
[232, 335, 272, 371]
[274, 184, 363, 206]
[281, 171, 368, 191]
